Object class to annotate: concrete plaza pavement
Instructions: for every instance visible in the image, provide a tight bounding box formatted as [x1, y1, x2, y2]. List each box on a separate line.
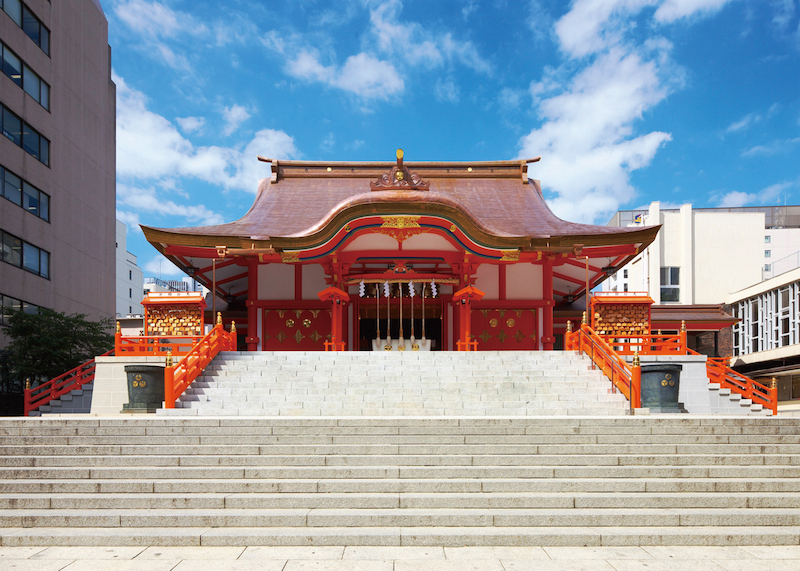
[2, 545, 800, 570]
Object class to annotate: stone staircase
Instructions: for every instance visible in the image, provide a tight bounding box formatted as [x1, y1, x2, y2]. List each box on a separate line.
[28, 383, 94, 417]
[1, 416, 800, 546]
[163, 351, 631, 416]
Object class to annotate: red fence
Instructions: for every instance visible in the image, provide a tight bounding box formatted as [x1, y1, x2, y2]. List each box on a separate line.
[115, 334, 204, 357]
[23, 348, 114, 416]
[164, 322, 236, 409]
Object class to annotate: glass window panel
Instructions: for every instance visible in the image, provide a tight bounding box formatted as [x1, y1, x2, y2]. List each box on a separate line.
[40, 81, 49, 110]
[39, 248, 48, 278]
[660, 287, 679, 302]
[3, 0, 22, 26]
[21, 123, 39, 160]
[660, 267, 668, 283]
[23, 64, 40, 102]
[39, 26, 48, 55]
[2, 231, 22, 266]
[2, 107, 22, 146]
[39, 191, 48, 221]
[22, 181, 38, 216]
[4, 169, 21, 206]
[39, 136, 48, 165]
[22, 241, 39, 273]
[2, 46, 22, 86]
[671, 267, 680, 285]
[22, 302, 37, 314]
[22, 6, 40, 46]
[2, 295, 21, 325]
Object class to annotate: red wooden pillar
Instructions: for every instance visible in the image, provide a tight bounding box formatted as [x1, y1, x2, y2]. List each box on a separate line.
[318, 286, 350, 350]
[453, 285, 485, 351]
[245, 260, 259, 351]
[542, 258, 555, 350]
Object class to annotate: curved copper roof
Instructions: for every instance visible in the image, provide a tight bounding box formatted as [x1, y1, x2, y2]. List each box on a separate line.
[142, 159, 659, 251]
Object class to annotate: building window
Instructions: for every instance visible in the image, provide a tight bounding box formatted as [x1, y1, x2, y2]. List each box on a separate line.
[1, 0, 50, 55]
[0, 292, 41, 326]
[129, 270, 132, 280]
[1, 42, 49, 109]
[623, 283, 628, 292]
[660, 267, 680, 302]
[1, 102, 49, 165]
[623, 269, 628, 279]
[765, 236, 771, 243]
[765, 250, 771, 258]
[129, 288, 132, 298]
[765, 264, 771, 272]
[1, 228, 49, 278]
[1, 164, 49, 221]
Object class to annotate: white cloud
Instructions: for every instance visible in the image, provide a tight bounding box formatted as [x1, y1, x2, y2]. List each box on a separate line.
[286, 51, 404, 100]
[116, 210, 142, 233]
[118, 184, 225, 226]
[115, 73, 298, 193]
[222, 104, 251, 137]
[175, 116, 205, 134]
[462, 0, 478, 19]
[654, 0, 738, 22]
[725, 112, 761, 133]
[434, 78, 460, 103]
[144, 255, 188, 277]
[554, 0, 737, 57]
[713, 182, 792, 207]
[499, 87, 524, 109]
[114, 0, 208, 70]
[368, 0, 491, 74]
[517, 47, 673, 223]
[741, 137, 800, 157]
[321, 132, 336, 152]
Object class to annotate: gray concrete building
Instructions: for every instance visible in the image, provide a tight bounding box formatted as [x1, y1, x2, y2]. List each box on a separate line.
[1, 0, 115, 338]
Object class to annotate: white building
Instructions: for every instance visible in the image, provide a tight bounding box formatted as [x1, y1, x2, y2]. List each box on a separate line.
[115, 220, 143, 318]
[606, 204, 800, 304]
[729, 268, 800, 406]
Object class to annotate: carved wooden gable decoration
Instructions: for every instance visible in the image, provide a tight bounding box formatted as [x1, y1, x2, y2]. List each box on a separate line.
[370, 149, 430, 192]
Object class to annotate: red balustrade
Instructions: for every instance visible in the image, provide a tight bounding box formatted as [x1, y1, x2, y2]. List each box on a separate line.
[565, 322, 641, 409]
[115, 334, 204, 357]
[164, 322, 236, 409]
[691, 351, 777, 415]
[23, 348, 114, 416]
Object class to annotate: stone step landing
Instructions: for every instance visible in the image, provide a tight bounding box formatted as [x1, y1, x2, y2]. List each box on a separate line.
[1, 416, 800, 546]
[162, 351, 631, 416]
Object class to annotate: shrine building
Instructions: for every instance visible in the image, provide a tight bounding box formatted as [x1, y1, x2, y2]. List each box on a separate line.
[141, 151, 661, 353]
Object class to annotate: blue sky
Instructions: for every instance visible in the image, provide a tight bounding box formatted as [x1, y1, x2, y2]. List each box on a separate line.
[107, 0, 800, 278]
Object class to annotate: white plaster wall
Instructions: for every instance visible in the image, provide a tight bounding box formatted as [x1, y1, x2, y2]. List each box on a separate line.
[342, 233, 399, 251]
[475, 264, 499, 300]
[302, 264, 328, 300]
[403, 233, 458, 251]
[506, 264, 543, 299]
[766, 228, 800, 270]
[693, 212, 763, 303]
[258, 264, 294, 300]
[660, 212, 683, 268]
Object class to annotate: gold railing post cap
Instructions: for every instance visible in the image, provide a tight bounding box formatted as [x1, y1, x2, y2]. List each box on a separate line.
[216, 312, 222, 325]
[115, 321, 121, 333]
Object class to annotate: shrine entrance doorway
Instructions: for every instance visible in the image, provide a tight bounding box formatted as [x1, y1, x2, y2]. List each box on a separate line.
[357, 298, 444, 351]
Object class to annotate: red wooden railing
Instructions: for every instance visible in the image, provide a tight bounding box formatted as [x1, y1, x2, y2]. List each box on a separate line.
[456, 339, 479, 351]
[23, 348, 114, 416]
[690, 350, 777, 415]
[115, 334, 204, 357]
[565, 315, 777, 414]
[565, 322, 641, 409]
[164, 321, 236, 409]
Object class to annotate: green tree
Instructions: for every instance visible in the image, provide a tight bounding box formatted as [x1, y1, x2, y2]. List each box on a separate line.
[4, 308, 114, 387]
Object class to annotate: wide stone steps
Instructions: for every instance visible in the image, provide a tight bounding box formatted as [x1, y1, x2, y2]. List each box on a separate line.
[166, 351, 631, 416]
[2, 416, 800, 546]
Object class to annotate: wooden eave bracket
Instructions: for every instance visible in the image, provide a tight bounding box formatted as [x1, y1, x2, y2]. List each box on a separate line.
[257, 156, 279, 183]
